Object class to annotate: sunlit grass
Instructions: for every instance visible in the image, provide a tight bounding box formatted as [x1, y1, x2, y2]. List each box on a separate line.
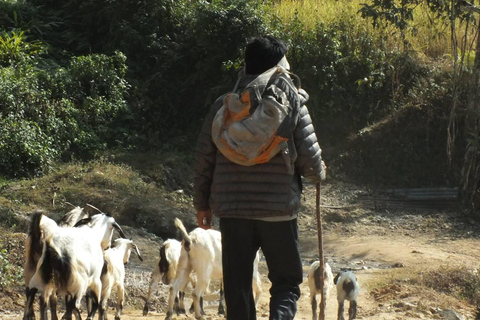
[271, 0, 477, 63]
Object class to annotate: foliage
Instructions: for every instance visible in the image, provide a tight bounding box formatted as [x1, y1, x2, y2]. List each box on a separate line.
[0, 48, 130, 177]
[128, 0, 271, 144]
[0, 233, 24, 291]
[278, 14, 408, 143]
[0, 30, 45, 66]
[0, 0, 474, 194]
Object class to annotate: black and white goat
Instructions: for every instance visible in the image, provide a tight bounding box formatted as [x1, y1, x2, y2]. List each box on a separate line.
[23, 206, 88, 320]
[334, 270, 360, 320]
[98, 238, 143, 320]
[170, 218, 262, 320]
[307, 260, 334, 320]
[27, 210, 126, 320]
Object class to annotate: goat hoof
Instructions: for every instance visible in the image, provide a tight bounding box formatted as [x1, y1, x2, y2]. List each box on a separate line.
[115, 316, 120, 320]
[165, 311, 172, 320]
[142, 305, 149, 316]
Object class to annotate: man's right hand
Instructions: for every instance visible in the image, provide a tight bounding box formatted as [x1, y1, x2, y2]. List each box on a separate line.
[197, 209, 212, 229]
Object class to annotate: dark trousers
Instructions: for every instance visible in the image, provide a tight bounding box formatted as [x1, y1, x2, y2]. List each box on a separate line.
[220, 218, 303, 320]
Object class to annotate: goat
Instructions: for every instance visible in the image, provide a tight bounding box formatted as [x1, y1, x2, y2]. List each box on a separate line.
[23, 205, 88, 320]
[27, 210, 127, 320]
[97, 238, 143, 320]
[307, 260, 334, 320]
[142, 239, 191, 316]
[334, 270, 360, 320]
[170, 218, 262, 320]
[167, 218, 223, 320]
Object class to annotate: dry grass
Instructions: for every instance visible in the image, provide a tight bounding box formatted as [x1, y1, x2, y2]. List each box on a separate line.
[0, 152, 195, 237]
[272, 0, 478, 63]
[364, 264, 480, 318]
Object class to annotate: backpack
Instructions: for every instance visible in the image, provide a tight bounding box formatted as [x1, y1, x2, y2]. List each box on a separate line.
[211, 65, 301, 173]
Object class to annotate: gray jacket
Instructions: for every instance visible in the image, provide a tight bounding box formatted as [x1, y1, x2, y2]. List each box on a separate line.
[193, 74, 324, 219]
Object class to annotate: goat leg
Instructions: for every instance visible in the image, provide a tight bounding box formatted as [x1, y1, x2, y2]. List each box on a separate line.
[64, 295, 78, 320]
[187, 296, 204, 315]
[337, 300, 345, 320]
[114, 284, 124, 320]
[23, 287, 37, 320]
[86, 291, 99, 320]
[176, 292, 186, 314]
[49, 293, 59, 320]
[39, 296, 48, 320]
[348, 300, 357, 320]
[311, 294, 318, 320]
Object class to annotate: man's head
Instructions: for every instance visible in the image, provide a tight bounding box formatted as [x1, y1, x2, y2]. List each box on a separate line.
[244, 35, 288, 75]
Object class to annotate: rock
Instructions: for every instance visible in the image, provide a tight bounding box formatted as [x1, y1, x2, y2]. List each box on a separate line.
[439, 309, 465, 320]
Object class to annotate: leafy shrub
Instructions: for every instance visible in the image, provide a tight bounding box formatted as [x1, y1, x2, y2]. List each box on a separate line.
[127, 0, 271, 145]
[0, 30, 45, 66]
[278, 16, 396, 143]
[0, 117, 56, 177]
[0, 49, 130, 177]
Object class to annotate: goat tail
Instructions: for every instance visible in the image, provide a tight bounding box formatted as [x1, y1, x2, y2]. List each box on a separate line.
[174, 218, 192, 248]
[26, 211, 45, 270]
[29, 211, 44, 243]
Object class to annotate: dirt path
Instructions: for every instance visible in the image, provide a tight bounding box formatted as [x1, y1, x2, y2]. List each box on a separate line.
[3, 182, 480, 320]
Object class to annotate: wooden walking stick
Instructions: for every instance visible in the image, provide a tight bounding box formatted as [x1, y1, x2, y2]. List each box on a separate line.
[315, 182, 326, 320]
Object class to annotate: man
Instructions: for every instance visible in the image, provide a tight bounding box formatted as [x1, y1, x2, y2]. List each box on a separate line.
[193, 35, 325, 320]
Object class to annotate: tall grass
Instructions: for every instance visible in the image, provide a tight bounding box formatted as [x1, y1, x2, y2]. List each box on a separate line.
[271, 0, 477, 63]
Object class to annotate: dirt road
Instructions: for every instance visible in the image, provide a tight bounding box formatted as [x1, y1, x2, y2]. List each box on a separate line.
[2, 182, 479, 320]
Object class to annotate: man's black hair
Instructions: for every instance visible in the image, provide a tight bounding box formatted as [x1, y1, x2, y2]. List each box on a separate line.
[244, 35, 288, 75]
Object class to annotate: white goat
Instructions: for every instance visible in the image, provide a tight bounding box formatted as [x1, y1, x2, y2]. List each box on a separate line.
[170, 218, 262, 320]
[142, 239, 191, 316]
[27, 210, 127, 320]
[23, 206, 88, 320]
[334, 270, 360, 320]
[168, 218, 224, 320]
[97, 238, 143, 320]
[308, 260, 334, 320]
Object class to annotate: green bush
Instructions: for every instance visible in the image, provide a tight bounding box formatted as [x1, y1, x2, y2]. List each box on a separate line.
[0, 48, 130, 176]
[0, 117, 56, 177]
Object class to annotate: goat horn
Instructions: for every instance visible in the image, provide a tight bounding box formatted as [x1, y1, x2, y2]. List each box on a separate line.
[113, 221, 127, 238]
[133, 244, 144, 262]
[86, 203, 103, 214]
[65, 201, 78, 208]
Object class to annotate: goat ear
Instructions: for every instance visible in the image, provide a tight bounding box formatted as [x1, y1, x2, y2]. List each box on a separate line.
[74, 216, 92, 227]
[334, 273, 340, 285]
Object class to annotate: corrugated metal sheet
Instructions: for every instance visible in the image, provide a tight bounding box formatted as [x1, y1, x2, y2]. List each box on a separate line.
[355, 188, 460, 209]
[385, 188, 458, 200]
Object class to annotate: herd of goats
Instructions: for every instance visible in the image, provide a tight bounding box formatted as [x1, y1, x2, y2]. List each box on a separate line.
[20, 204, 359, 320]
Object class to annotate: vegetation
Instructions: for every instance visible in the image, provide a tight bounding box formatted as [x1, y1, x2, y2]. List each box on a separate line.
[0, 228, 24, 291]
[0, 0, 479, 216]
[421, 266, 480, 306]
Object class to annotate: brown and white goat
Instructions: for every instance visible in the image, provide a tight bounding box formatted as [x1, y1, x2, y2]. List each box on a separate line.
[308, 260, 334, 320]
